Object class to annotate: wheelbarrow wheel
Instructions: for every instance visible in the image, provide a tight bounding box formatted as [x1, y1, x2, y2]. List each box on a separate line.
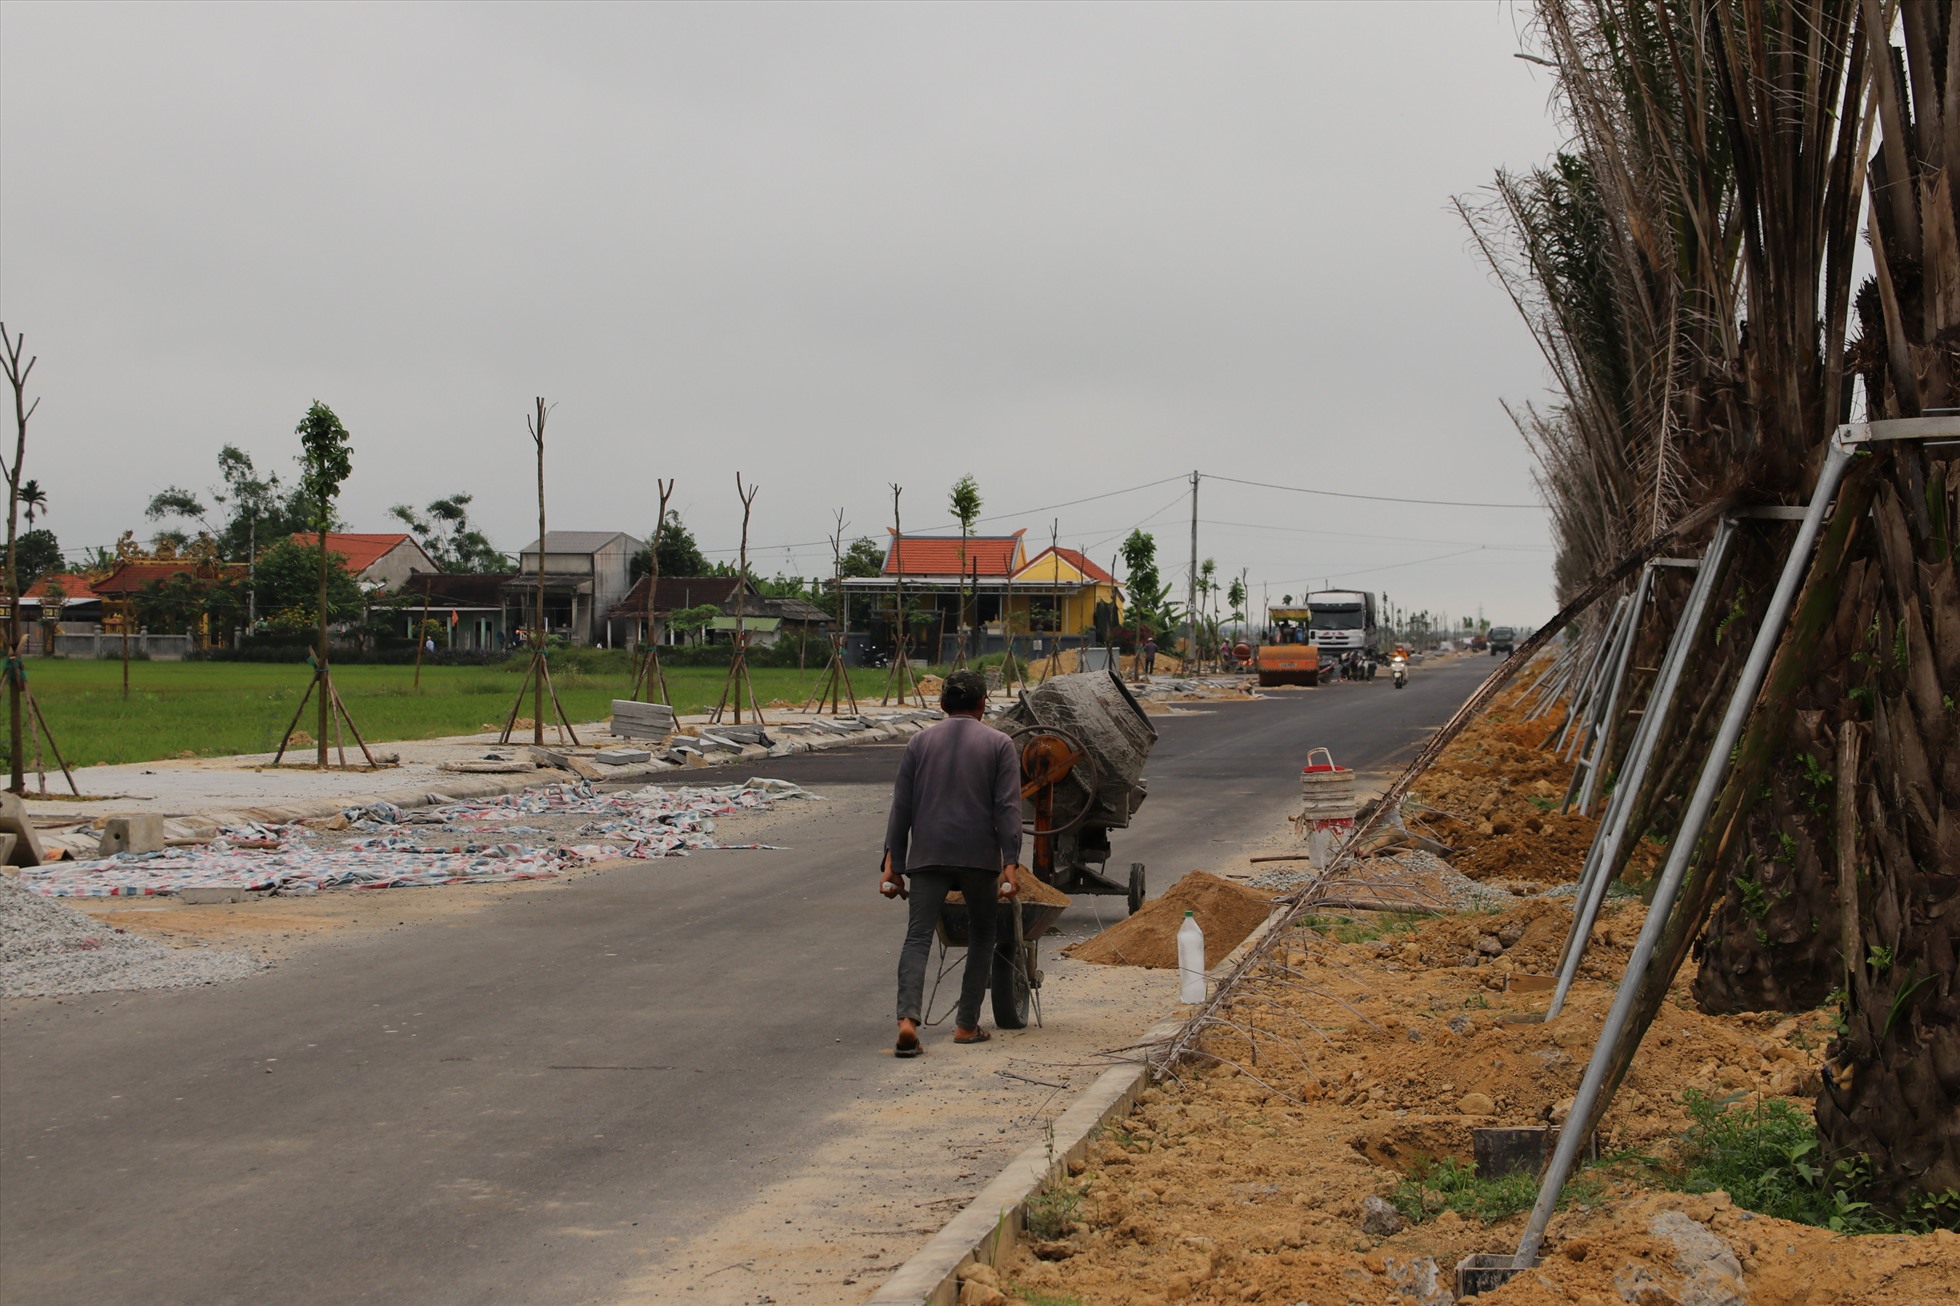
[992, 943, 1032, 1029]
[1127, 862, 1146, 916]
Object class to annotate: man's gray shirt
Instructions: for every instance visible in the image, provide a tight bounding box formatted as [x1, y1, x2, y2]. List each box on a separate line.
[884, 715, 1022, 873]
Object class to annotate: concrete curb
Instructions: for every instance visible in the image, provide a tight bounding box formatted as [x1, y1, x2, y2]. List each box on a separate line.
[864, 1014, 1184, 1306]
[868, 901, 1296, 1304]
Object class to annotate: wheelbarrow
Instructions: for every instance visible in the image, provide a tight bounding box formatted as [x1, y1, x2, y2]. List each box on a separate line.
[937, 888, 1069, 1030]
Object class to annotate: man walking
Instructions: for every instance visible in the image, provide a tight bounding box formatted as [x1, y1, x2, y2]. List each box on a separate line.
[881, 668, 1024, 1056]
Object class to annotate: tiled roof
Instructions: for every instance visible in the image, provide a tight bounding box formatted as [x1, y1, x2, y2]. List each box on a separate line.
[883, 532, 1025, 577]
[23, 572, 102, 602]
[92, 560, 249, 596]
[607, 574, 755, 620]
[287, 532, 419, 574]
[401, 571, 517, 606]
[1015, 546, 1117, 585]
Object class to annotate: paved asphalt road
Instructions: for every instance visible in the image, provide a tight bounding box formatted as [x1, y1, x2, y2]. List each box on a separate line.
[0, 657, 1490, 1305]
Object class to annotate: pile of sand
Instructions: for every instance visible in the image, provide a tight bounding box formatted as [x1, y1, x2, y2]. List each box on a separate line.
[1065, 871, 1279, 969]
[945, 874, 1070, 909]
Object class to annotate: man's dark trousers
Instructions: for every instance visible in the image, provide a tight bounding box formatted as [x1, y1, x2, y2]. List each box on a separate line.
[896, 867, 1000, 1028]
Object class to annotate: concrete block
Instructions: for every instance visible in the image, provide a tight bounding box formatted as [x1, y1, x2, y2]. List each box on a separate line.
[593, 748, 653, 766]
[100, 815, 169, 857]
[0, 793, 44, 867]
[176, 887, 254, 905]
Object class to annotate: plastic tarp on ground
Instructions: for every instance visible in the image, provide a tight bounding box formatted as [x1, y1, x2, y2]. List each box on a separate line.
[21, 781, 811, 898]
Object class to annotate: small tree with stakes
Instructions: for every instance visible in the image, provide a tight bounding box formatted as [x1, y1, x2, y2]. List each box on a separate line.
[805, 507, 860, 715]
[272, 401, 376, 769]
[499, 397, 579, 746]
[881, 483, 925, 707]
[0, 325, 77, 794]
[709, 474, 764, 724]
[628, 478, 676, 704]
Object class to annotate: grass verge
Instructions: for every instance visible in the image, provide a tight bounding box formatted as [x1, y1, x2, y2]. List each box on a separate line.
[4, 658, 880, 768]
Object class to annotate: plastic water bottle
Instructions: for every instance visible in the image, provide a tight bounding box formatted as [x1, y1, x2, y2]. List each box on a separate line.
[1177, 911, 1207, 1003]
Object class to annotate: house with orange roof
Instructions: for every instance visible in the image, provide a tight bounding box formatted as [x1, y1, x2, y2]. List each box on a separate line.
[287, 532, 439, 591]
[1009, 546, 1124, 640]
[837, 529, 1123, 661]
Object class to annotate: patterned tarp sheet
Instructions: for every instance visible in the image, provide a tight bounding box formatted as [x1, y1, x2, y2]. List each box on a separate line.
[22, 781, 811, 899]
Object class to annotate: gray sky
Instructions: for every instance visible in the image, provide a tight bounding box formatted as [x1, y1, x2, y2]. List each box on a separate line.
[2, 1, 1567, 628]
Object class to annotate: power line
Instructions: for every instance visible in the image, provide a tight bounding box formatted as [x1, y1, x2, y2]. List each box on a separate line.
[1266, 545, 1492, 587]
[1201, 471, 1542, 510]
[698, 474, 1187, 557]
[1194, 518, 1555, 552]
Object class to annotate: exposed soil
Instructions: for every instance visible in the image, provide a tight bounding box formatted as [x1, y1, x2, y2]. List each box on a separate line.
[1066, 872, 1282, 969]
[993, 673, 1953, 1306]
[1406, 705, 1651, 889]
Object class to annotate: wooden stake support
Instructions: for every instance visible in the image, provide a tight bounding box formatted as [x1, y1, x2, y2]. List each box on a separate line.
[498, 649, 580, 746]
[5, 646, 78, 795]
[273, 662, 380, 767]
[710, 474, 766, 726]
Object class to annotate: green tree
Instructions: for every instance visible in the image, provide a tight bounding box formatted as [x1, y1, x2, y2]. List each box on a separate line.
[665, 602, 720, 646]
[147, 444, 312, 562]
[841, 536, 884, 578]
[1119, 530, 1180, 635]
[295, 401, 353, 766]
[16, 478, 46, 528]
[1227, 577, 1247, 624]
[389, 493, 508, 573]
[632, 509, 710, 580]
[252, 540, 363, 627]
[4, 528, 61, 590]
[948, 473, 982, 658]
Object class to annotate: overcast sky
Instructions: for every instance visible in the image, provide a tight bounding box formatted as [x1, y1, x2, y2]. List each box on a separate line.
[2, 1, 1569, 628]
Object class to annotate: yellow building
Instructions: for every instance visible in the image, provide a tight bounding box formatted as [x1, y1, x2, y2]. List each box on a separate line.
[1007, 546, 1123, 637]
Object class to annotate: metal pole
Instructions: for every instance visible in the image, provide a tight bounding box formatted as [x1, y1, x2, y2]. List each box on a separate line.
[1577, 564, 1654, 813]
[1553, 598, 1625, 755]
[1546, 518, 1736, 1018]
[1515, 441, 1854, 1267]
[1186, 470, 1199, 664]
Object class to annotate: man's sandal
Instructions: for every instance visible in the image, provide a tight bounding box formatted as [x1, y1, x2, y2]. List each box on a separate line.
[952, 1027, 992, 1045]
[895, 1031, 923, 1058]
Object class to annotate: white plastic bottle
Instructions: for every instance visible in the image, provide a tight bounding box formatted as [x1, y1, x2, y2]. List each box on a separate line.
[1177, 910, 1207, 1003]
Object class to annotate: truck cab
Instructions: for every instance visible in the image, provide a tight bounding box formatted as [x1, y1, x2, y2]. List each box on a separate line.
[1488, 626, 1517, 656]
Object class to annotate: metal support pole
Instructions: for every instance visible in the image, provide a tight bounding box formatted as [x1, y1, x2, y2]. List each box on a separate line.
[1546, 518, 1737, 1018]
[1555, 597, 1625, 757]
[1577, 563, 1654, 813]
[1515, 441, 1855, 1267]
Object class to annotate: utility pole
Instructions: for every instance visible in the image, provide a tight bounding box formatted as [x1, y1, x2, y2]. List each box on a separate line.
[1185, 470, 1198, 661]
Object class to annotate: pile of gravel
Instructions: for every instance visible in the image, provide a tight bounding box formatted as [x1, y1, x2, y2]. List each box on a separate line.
[0, 877, 265, 998]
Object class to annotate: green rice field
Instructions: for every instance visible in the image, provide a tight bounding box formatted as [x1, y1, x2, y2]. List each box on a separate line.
[2, 656, 906, 769]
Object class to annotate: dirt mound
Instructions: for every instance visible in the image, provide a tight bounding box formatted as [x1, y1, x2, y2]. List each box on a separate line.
[1402, 686, 1671, 888]
[1065, 871, 1278, 969]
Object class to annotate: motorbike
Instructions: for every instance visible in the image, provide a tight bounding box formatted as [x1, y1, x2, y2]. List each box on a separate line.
[1390, 655, 1407, 689]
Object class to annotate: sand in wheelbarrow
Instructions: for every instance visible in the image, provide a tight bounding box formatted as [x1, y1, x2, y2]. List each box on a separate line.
[1063, 871, 1278, 969]
[946, 874, 1071, 908]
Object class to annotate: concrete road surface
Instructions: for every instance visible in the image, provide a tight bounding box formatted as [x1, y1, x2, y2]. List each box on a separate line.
[1, 657, 1489, 1305]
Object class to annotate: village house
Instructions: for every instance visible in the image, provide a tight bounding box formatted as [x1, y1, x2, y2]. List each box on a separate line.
[605, 575, 832, 649]
[509, 531, 644, 646]
[399, 571, 517, 651]
[838, 530, 1124, 661]
[290, 532, 439, 591]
